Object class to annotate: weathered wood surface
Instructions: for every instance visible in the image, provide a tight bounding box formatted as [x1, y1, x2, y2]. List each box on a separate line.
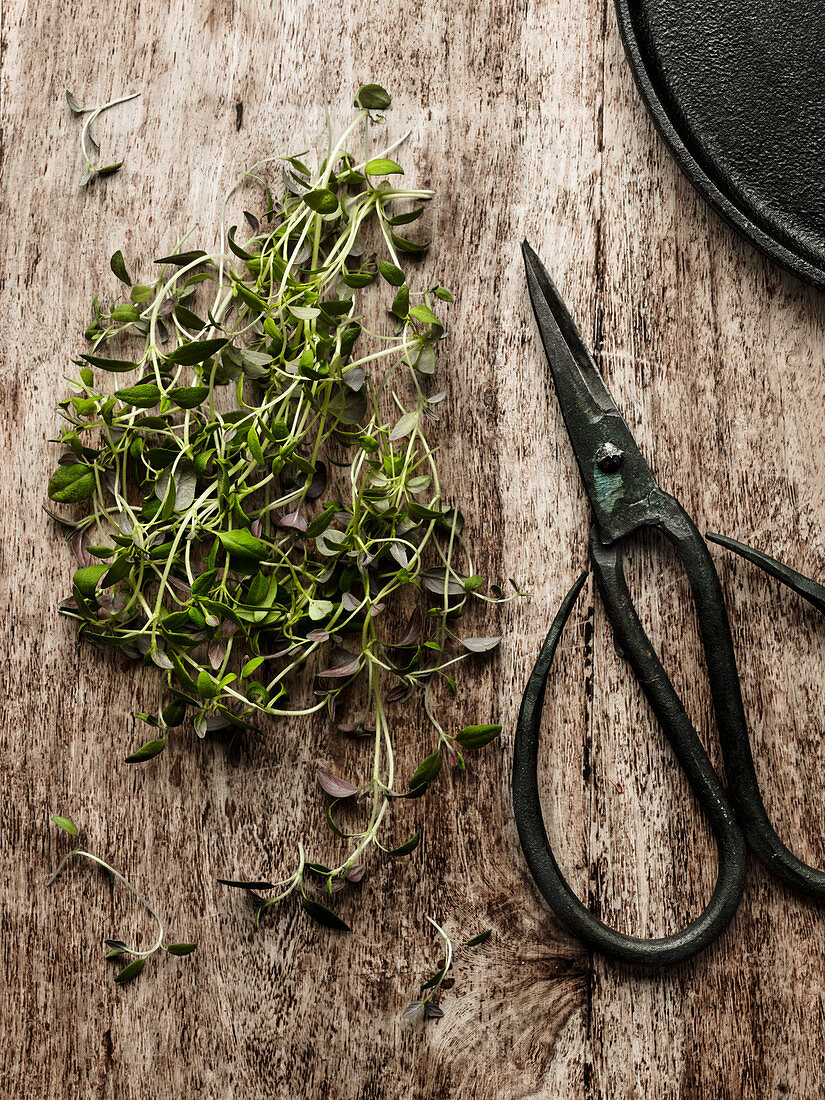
[2, 0, 825, 1096]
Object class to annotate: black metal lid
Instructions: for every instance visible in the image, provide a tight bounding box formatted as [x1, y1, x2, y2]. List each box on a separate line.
[616, 0, 825, 288]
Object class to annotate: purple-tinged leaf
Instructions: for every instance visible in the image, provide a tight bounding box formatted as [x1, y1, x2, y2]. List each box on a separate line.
[307, 629, 329, 643]
[208, 640, 226, 669]
[385, 682, 412, 704]
[250, 518, 262, 538]
[369, 602, 386, 617]
[307, 463, 327, 500]
[397, 607, 424, 647]
[279, 508, 307, 532]
[402, 1001, 426, 1023]
[389, 542, 409, 568]
[329, 878, 346, 893]
[425, 1003, 445, 1019]
[317, 769, 359, 799]
[69, 528, 91, 567]
[420, 568, 466, 596]
[318, 648, 360, 678]
[343, 366, 365, 391]
[341, 591, 361, 612]
[346, 864, 367, 883]
[460, 636, 502, 654]
[151, 649, 174, 670]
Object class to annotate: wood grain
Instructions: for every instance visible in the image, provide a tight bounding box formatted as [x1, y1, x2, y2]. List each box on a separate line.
[2, 0, 825, 1096]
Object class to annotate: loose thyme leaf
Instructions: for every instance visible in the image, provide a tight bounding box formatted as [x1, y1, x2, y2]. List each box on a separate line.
[51, 815, 78, 836]
[110, 250, 132, 286]
[114, 958, 146, 984]
[455, 724, 502, 750]
[125, 738, 166, 763]
[354, 83, 391, 109]
[365, 158, 403, 176]
[301, 895, 351, 932]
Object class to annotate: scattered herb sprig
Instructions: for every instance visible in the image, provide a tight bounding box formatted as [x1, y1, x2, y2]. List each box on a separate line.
[65, 88, 141, 186]
[47, 85, 522, 942]
[48, 815, 196, 983]
[402, 916, 492, 1022]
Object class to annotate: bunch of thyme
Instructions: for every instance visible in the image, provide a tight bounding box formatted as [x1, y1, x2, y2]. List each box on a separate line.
[47, 84, 521, 939]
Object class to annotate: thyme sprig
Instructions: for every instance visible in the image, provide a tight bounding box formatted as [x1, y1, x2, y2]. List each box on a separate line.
[48, 816, 196, 983]
[47, 85, 522, 941]
[402, 916, 492, 1022]
[65, 88, 141, 186]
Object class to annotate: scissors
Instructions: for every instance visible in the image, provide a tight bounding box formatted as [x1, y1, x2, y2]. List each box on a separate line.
[513, 242, 825, 965]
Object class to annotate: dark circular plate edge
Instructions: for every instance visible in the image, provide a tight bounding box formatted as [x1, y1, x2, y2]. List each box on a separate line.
[613, 0, 825, 290]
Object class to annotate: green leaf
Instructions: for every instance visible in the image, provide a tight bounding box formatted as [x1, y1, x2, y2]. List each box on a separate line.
[241, 655, 265, 678]
[48, 463, 95, 503]
[115, 383, 161, 408]
[301, 895, 351, 932]
[290, 304, 321, 321]
[409, 304, 440, 326]
[111, 303, 141, 323]
[365, 158, 403, 176]
[191, 568, 217, 596]
[102, 555, 131, 586]
[390, 285, 410, 318]
[217, 528, 269, 561]
[432, 286, 454, 302]
[247, 426, 265, 465]
[389, 828, 422, 857]
[303, 188, 339, 215]
[165, 338, 227, 365]
[169, 385, 209, 409]
[162, 701, 187, 727]
[392, 231, 429, 254]
[408, 751, 442, 791]
[80, 353, 139, 373]
[378, 261, 405, 286]
[110, 250, 132, 286]
[154, 250, 208, 267]
[131, 284, 154, 304]
[51, 815, 78, 836]
[305, 504, 337, 538]
[227, 226, 253, 260]
[96, 162, 123, 178]
[165, 943, 197, 956]
[354, 84, 391, 110]
[465, 929, 492, 947]
[114, 958, 146, 984]
[173, 304, 205, 330]
[125, 738, 166, 763]
[455, 724, 502, 750]
[196, 669, 220, 699]
[73, 563, 109, 597]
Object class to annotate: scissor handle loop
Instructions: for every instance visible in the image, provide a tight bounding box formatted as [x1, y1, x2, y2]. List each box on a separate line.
[703, 532, 825, 894]
[513, 543, 748, 966]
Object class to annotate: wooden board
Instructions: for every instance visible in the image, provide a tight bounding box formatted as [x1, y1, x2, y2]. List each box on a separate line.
[2, 0, 825, 1096]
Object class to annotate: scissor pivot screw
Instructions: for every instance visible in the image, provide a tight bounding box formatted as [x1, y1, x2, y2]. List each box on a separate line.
[596, 442, 624, 472]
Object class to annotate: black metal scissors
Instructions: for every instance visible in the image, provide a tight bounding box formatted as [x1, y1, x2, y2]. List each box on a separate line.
[513, 242, 825, 965]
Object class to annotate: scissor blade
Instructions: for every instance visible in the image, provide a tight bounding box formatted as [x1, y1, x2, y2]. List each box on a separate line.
[522, 240, 620, 421]
[522, 241, 659, 542]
